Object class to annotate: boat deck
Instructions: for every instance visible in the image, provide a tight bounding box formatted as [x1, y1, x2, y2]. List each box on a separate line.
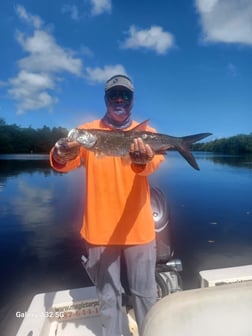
[16, 286, 137, 336]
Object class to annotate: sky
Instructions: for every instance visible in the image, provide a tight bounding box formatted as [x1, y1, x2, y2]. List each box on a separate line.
[0, 0, 252, 139]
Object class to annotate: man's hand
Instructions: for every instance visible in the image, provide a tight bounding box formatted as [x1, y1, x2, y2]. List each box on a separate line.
[129, 137, 154, 165]
[53, 138, 80, 164]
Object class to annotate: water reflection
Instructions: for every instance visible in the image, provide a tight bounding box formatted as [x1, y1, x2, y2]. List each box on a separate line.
[12, 179, 54, 226]
[194, 152, 252, 169]
[0, 156, 85, 256]
[0, 155, 89, 336]
[0, 155, 52, 191]
[149, 151, 252, 290]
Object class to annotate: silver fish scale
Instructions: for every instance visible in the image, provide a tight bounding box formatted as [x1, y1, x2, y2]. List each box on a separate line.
[91, 130, 133, 156]
[90, 130, 174, 156]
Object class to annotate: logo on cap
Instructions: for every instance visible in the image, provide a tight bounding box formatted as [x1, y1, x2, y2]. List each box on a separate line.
[105, 75, 134, 92]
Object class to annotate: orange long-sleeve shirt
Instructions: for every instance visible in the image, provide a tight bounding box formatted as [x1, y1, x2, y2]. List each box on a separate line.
[50, 119, 164, 245]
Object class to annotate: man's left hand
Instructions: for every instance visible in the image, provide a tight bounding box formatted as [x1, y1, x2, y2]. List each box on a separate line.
[129, 138, 154, 165]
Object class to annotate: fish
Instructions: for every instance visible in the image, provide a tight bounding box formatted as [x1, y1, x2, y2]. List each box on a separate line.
[68, 120, 212, 170]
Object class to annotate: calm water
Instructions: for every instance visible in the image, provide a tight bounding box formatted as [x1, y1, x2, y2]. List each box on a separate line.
[1, 152, 252, 335]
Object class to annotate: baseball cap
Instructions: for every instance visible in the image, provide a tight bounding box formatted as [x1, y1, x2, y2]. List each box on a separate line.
[105, 75, 134, 92]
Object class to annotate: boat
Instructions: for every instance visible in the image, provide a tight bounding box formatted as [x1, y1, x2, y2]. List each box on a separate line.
[16, 264, 252, 336]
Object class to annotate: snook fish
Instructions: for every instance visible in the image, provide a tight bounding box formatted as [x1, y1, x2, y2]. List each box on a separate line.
[68, 120, 212, 170]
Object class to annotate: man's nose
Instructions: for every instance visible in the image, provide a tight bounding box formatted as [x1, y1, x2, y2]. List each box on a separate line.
[115, 96, 124, 103]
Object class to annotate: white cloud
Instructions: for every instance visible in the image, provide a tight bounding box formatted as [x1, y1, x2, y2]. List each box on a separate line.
[16, 30, 82, 76]
[9, 6, 83, 114]
[61, 4, 79, 20]
[16, 4, 43, 29]
[195, 0, 252, 45]
[122, 25, 174, 54]
[195, 0, 219, 13]
[9, 70, 58, 113]
[85, 64, 127, 83]
[61, 1, 111, 19]
[80, 45, 94, 57]
[90, 0, 112, 15]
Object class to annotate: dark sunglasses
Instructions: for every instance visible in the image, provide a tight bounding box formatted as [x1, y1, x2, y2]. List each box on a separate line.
[107, 89, 133, 102]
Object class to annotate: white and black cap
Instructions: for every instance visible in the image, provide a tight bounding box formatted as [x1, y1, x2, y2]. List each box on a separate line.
[105, 74, 134, 92]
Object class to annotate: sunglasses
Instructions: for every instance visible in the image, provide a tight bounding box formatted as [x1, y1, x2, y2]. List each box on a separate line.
[107, 89, 133, 102]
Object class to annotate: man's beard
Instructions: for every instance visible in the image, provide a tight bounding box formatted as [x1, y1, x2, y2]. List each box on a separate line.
[102, 99, 133, 129]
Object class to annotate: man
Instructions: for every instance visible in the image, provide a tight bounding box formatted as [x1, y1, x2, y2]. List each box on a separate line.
[50, 74, 164, 336]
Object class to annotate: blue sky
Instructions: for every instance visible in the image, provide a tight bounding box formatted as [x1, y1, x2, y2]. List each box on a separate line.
[0, 0, 252, 138]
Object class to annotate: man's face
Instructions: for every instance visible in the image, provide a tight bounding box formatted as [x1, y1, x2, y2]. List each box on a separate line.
[105, 87, 134, 124]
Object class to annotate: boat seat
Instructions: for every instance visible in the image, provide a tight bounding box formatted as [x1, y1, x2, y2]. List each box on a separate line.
[142, 281, 252, 336]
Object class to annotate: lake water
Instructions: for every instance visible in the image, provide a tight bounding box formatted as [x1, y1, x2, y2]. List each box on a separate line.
[1, 152, 252, 335]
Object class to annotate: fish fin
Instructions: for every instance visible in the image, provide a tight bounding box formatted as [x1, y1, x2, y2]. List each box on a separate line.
[175, 133, 212, 170]
[131, 119, 150, 132]
[181, 133, 212, 143]
[154, 150, 168, 155]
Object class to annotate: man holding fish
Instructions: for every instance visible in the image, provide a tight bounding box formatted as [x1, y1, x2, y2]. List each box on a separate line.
[50, 74, 210, 336]
[51, 74, 164, 336]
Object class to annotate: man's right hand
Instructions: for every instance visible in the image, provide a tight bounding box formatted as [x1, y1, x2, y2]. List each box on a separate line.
[52, 138, 80, 164]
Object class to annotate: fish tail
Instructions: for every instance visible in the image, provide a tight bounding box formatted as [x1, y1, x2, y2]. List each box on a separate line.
[176, 133, 212, 170]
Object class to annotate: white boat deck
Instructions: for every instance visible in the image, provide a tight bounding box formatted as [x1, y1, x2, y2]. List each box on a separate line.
[16, 286, 137, 336]
[199, 264, 252, 287]
[45, 317, 103, 336]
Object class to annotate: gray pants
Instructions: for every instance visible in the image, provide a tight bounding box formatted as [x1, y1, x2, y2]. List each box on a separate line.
[84, 240, 157, 336]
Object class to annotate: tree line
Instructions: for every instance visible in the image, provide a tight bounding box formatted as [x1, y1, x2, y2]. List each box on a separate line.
[0, 118, 251, 154]
[0, 118, 68, 154]
[193, 133, 252, 154]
